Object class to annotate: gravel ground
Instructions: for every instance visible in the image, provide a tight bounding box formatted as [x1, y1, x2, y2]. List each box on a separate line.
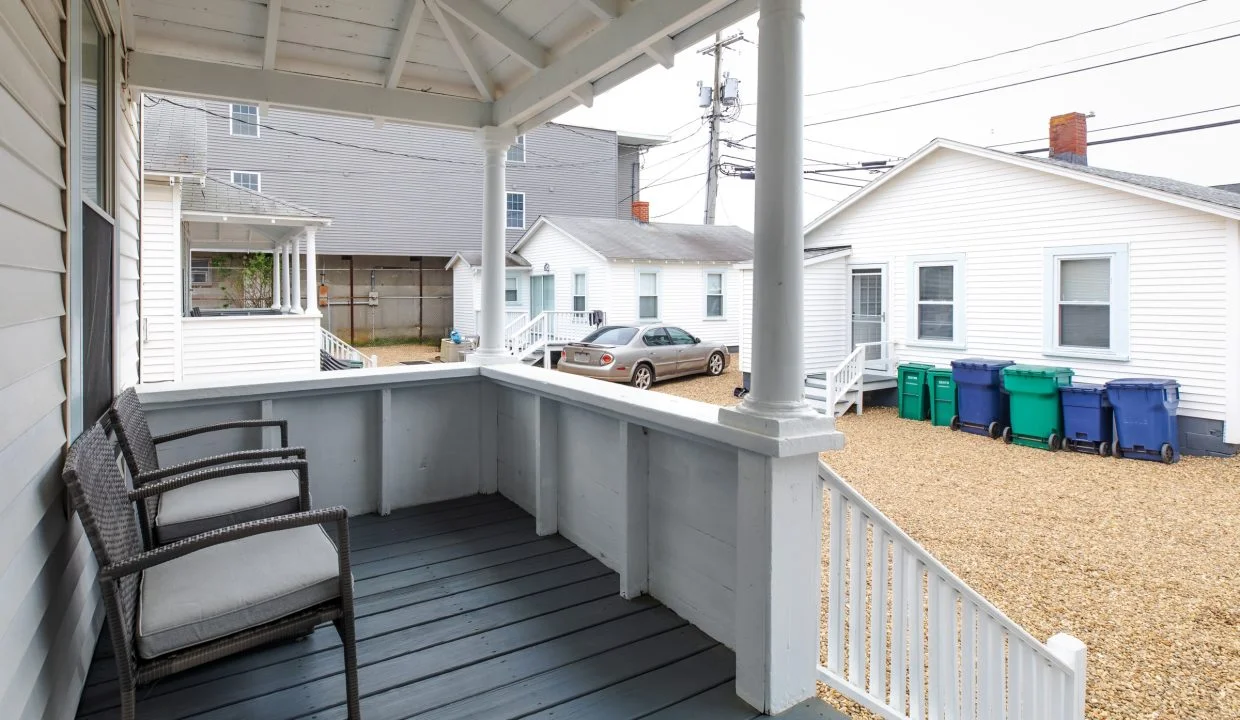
[651, 353, 744, 405]
[366, 343, 443, 366]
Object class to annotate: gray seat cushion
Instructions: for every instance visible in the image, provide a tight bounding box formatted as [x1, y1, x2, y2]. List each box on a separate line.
[154, 468, 301, 543]
[137, 524, 341, 659]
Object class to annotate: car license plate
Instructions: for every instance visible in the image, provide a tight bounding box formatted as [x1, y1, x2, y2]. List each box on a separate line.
[574, 352, 591, 363]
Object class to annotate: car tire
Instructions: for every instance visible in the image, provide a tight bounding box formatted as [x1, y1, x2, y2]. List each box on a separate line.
[707, 352, 725, 377]
[630, 364, 654, 390]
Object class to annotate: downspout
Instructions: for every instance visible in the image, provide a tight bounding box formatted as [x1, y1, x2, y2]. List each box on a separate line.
[348, 255, 356, 345]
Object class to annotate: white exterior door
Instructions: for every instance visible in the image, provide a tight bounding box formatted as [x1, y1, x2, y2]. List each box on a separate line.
[850, 266, 888, 371]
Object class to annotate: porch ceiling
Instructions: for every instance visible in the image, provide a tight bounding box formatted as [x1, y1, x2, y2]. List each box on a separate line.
[124, 0, 757, 132]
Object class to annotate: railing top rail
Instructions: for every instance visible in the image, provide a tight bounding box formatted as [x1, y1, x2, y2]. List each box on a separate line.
[819, 460, 1074, 675]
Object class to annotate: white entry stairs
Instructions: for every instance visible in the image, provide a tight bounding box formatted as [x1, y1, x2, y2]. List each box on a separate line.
[506, 311, 598, 366]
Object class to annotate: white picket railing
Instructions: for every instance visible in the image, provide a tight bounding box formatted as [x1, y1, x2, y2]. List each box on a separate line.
[818, 463, 1087, 720]
[320, 327, 378, 368]
[826, 344, 868, 416]
[506, 311, 596, 366]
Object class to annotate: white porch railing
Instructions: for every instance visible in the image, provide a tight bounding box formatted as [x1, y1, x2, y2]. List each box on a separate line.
[824, 344, 867, 417]
[818, 463, 1087, 720]
[506, 311, 596, 366]
[320, 327, 378, 368]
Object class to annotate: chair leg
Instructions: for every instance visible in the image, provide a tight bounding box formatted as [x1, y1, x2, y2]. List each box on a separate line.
[337, 613, 361, 719]
[120, 684, 137, 720]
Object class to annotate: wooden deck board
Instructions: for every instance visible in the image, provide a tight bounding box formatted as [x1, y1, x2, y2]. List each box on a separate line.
[76, 495, 829, 720]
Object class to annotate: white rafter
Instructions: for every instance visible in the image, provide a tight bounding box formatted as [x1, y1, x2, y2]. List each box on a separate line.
[568, 82, 594, 108]
[644, 36, 675, 69]
[578, 0, 620, 20]
[263, 0, 283, 70]
[426, 0, 494, 102]
[386, 0, 427, 89]
[436, 0, 547, 70]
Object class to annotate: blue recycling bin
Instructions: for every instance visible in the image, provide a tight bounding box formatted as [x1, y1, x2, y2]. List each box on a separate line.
[950, 358, 1014, 438]
[1060, 384, 1113, 456]
[1105, 378, 1181, 463]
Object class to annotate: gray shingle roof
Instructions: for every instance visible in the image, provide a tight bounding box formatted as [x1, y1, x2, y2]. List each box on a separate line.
[451, 252, 530, 268]
[143, 95, 207, 175]
[181, 176, 328, 221]
[1025, 155, 1240, 213]
[537, 216, 753, 261]
[1212, 183, 1240, 195]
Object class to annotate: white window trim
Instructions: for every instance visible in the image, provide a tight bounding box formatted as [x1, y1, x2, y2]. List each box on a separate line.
[571, 269, 588, 313]
[636, 267, 661, 321]
[507, 135, 526, 163]
[506, 191, 525, 230]
[1043, 244, 1130, 361]
[231, 171, 261, 192]
[229, 103, 260, 137]
[505, 273, 522, 306]
[905, 253, 966, 350]
[703, 269, 726, 320]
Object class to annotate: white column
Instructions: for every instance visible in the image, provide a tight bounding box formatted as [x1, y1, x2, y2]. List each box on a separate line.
[305, 227, 319, 315]
[281, 241, 292, 312]
[271, 247, 282, 309]
[290, 233, 303, 314]
[470, 125, 518, 363]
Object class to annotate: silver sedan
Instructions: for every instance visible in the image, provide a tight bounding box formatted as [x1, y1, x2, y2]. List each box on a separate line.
[557, 324, 729, 389]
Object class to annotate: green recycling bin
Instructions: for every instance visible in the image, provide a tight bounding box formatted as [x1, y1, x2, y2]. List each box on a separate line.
[897, 363, 935, 421]
[1000, 365, 1074, 450]
[926, 368, 957, 427]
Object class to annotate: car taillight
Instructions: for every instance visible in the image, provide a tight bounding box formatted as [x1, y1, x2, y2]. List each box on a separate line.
[600, 353, 614, 365]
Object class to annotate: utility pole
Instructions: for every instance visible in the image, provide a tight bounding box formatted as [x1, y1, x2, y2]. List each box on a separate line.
[699, 32, 744, 225]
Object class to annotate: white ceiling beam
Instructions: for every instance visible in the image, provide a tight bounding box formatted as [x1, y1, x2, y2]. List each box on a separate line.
[568, 82, 594, 108]
[426, 0, 494, 102]
[263, 0, 283, 70]
[494, 0, 734, 127]
[436, 0, 547, 70]
[578, 0, 621, 20]
[644, 36, 675, 69]
[386, 0, 427, 89]
[129, 52, 491, 130]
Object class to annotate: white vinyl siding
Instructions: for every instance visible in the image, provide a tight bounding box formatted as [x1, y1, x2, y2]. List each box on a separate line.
[114, 92, 141, 390]
[509, 222, 610, 317]
[807, 147, 1235, 423]
[140, 181, 183, 382]
[451, 262, 476, 336]
[231, 171, 260, 192]
[180, 315, 321, 381]
[505, 192, 524, 230]
[740, 255, 850, 374]
[637, 270, 660, 320]
[230, 103, 259, 136]
[506, 135, 525, 163]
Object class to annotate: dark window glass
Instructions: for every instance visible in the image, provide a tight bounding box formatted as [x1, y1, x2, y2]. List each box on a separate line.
[580, 326, 638, 345]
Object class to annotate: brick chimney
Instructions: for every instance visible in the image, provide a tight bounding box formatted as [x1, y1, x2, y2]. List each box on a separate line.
[1049, 112, 1088, 165]
[631, 200, 650, 223]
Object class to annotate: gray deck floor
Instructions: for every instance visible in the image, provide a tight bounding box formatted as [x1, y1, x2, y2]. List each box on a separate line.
[75, 494, 832, 720]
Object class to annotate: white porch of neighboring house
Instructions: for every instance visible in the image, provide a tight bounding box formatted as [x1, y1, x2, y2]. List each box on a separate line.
[0, 1, 1087, 720]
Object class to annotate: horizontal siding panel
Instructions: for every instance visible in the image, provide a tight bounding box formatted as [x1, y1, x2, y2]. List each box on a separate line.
[0, 16, 60, 139]
[0, 204, 64, 271]
[0, 363, 64, 452]
[18, 0, 63, 59]
[0, 145, 63, 229]
[0, 406, 62, 520]
[0, 0, 59, 92]
[0, 318, 64, 390]
[0, 83, 62, 183]
[0, 266, 63, 329]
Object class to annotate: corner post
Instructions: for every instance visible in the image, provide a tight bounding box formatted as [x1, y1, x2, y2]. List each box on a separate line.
[470, 125, 518, 364]
[271, 247, 282, 309]
[305, 226, 320, 315]
[290, 233, 304, 314]
[534, 396, 559, 535]
[280, 241, 292, 312]
[1047, 634, 1087, 720]
[619, 421, 649, 599]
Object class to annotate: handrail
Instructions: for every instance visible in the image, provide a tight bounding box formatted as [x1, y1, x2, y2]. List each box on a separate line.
[505, 311, 596, 364]
[826, 344, 867, 415]
[320, 327, 378, 368]
[817, 462, 1085, 720]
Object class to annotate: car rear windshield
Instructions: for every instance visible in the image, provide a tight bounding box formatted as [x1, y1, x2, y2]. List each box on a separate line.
[581, 326, 637, 345]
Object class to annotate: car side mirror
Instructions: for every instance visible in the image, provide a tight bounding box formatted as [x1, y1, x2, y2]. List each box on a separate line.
[693, 337, 701, 344]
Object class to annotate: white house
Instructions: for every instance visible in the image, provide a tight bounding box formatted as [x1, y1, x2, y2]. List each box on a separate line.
[451, 215, 753, 353]
[445, 251, 533, 338]
[741, 113, 1240, 456]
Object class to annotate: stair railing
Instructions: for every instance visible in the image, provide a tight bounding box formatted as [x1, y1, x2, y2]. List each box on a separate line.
[320, 327, 377, 368]
[826, 344, 867, 416]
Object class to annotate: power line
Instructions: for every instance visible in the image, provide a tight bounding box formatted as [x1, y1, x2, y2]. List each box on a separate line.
[618, 142, 711, 205]
[652, 185, 708, 219]
[987, 102, 1240, 148]
[1011, 116, 1240, 154]
[803, 0, 1211, 97]
[804, 30, 1240, 128]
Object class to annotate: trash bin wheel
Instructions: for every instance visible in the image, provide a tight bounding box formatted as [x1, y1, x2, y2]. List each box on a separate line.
[987, 421, 1001, 439]
[1112, 443, 1124, 459]
[1048, 433, 1061, 452]
[1098, 441, 1111, 458]
[1160, 443, 1175, 464]
[949, 415, 960, 431]
[1001, 426, 1013, 444]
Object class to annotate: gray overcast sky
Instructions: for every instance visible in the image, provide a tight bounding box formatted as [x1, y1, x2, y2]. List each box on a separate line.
[559, 0, 1240, 230]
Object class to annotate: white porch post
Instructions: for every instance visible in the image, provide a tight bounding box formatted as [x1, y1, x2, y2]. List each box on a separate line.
[281, 241, 292, 312]
[470, 125, 518, 364]
[305, 227, 319, 315]
[719, 0, 843, 714]
[271, 247, 282, 309]
[291, 233, 304, 314]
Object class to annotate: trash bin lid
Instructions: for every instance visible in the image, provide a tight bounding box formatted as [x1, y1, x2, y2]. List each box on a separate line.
[1106, 378, 1179, 390]
[898, 362, 935, 370]
[1061, 383, 1106, 394]
[1002, 364, 1074, 378]
[925, 367, 953, 377]
[951, 358, 1015, 371]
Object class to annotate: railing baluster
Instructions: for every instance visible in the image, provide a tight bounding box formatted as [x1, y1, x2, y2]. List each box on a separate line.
[891, 543, 908, 714]
[827, 488, 845, 672]
[848, 506, 867, 685]
[912, 562, 926, 720]
[869, 531, 890, 699]
[1009, 639, 1022, 720]
[962, 601, 976, 720]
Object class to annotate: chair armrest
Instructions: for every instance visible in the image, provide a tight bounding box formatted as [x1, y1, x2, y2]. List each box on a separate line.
[100, 506, 349, 581]
[132, 459, 310, 507]
[138, 447, 306, 484]
[153, 419, 289, 447]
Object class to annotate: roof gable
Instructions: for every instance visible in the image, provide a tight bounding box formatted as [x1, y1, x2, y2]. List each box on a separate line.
[513, 215, 755, 262]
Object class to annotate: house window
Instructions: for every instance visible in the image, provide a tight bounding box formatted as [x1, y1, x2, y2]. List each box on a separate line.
[1046, 245, 1128, 357]
[506, 192, 525, 229]
[79, 0, 108, 209]
[507, 135, 525, 163]
[638, 271, 659, 320]
[572, 273, 586, 312]
[232, 171, 261, 192]
[191, 258, 210, 284]
[505, 276, 519, 304]
[230, 103, 259, 137]
[907, 255, 965, 345]
[705, 271, 724, 317]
